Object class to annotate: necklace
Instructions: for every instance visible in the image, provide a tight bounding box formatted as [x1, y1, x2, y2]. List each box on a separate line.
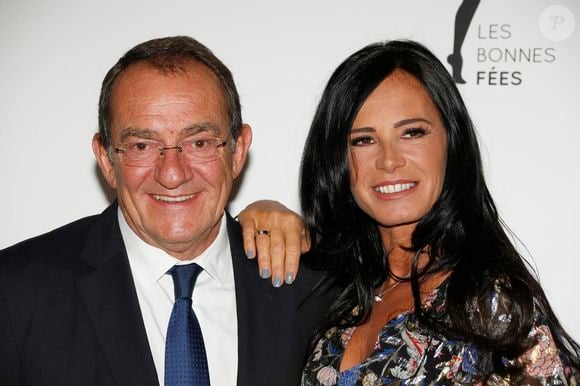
[373, 280, 403, 303]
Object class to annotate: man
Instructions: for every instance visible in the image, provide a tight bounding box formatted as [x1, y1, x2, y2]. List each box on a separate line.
[0, 36, 331, 386]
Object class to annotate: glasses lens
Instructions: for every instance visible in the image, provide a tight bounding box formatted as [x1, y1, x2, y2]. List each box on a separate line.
[118, 140, 159, 166]
[181, 138, 224, 161]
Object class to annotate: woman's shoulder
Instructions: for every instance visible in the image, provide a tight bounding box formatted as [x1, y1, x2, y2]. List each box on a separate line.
[441, 268, 534, 339]
[464, 274, 521, 338]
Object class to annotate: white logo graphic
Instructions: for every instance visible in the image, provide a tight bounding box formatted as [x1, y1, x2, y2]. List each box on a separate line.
[539, 5, 575, 42]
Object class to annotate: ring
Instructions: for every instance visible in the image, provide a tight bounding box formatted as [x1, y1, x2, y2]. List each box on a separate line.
[255, 229, 270, 236]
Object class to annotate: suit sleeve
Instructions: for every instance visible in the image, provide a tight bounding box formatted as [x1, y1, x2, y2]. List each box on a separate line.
[0, 286, 20, 385]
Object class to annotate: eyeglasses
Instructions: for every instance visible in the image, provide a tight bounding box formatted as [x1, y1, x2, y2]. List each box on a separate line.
[112, 137, 228, 166]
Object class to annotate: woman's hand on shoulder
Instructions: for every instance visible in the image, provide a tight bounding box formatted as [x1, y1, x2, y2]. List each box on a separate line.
[237, 200, 310, 287]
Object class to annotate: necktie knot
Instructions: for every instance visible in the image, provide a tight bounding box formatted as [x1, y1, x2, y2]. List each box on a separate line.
[170, 263, 203, 299]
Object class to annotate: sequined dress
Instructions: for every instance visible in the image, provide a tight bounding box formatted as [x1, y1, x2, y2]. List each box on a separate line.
[301, 279, 577, 385]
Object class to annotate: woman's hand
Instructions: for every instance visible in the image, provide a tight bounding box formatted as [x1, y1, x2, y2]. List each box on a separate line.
[238, 200, 309, 287]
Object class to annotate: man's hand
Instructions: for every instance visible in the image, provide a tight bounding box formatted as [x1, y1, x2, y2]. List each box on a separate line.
[238, 200, 309, 287]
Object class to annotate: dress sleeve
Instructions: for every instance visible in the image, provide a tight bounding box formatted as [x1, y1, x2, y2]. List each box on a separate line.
[475, 278, 577, 385]
[514, 323, 577, 385]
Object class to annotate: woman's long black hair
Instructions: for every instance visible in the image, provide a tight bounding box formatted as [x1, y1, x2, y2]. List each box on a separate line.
[300, 40, 579, 378]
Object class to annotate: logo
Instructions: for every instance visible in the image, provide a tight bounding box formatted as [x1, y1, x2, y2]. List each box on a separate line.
[539, 5, 575, 42]
[447, 1, 568, 86]
[448, 0, 481, 84]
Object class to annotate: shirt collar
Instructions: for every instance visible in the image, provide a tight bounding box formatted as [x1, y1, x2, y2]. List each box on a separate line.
[118, 208, 232, 287]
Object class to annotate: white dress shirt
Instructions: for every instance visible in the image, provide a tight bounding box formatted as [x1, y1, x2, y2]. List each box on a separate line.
[119, 209, 238, 386]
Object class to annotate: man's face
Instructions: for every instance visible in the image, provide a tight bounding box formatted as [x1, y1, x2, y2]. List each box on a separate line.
[93, 61, 251, 259]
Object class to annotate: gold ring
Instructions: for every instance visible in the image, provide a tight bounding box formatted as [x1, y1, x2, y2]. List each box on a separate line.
[255, 229, 270, 236]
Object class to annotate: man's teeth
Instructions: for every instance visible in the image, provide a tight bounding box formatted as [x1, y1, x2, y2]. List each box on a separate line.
[375, 183, 416, 194]
[153, 194, 194, 203]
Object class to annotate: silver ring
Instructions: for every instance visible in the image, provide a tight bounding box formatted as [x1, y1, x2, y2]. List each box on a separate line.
[255, 229, 270, 236]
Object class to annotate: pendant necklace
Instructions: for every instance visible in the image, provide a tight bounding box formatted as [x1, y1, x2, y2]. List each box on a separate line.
[374, 280, 403, 303]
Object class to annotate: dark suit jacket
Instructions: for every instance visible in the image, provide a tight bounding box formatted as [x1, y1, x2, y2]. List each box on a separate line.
[0, 203, 333, 386]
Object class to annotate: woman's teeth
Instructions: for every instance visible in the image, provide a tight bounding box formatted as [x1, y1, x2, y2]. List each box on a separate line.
[375, 182, 416, 194]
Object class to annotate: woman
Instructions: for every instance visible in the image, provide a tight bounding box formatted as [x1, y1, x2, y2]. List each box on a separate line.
[242, 40, 579, 384]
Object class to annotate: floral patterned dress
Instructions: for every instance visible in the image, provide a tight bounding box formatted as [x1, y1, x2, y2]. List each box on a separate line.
[302, 280, 577, 385]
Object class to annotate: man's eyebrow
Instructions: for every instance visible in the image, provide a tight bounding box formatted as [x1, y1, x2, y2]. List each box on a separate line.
[393, 117, 432, 128]
[119, 128, 157, 142]
[181, 123, 222, 137]
[118, 123, 223, 142]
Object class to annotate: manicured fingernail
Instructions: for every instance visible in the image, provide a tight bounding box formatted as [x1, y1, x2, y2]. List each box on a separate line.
[260, 268, 271, 279]
[272, 276, 282, 288]
[285, 272, 294, 285]
[246, 250, 254, 259]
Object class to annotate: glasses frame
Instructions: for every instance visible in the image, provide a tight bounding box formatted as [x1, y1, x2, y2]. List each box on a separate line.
[112, 137, 228, 165]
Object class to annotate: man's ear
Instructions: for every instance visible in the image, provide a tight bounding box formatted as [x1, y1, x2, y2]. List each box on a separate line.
[231, 124, 252, 179]
[92, 133, 117, 189]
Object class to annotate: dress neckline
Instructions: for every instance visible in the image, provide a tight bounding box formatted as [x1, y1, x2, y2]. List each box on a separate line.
[339, 277, 450, 375]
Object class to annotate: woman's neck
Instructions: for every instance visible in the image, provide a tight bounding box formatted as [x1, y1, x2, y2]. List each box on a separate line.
[379, 222, 426, 278]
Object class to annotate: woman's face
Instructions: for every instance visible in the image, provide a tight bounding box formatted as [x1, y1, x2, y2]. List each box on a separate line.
[349, 70, 447, 231]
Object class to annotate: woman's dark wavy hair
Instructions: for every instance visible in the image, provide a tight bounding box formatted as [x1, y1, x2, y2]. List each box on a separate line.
[300, 40, 579, 379]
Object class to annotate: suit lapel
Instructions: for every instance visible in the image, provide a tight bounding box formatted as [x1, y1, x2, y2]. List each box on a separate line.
[75, 204, 159, 386]
[227, 215, 283, 386]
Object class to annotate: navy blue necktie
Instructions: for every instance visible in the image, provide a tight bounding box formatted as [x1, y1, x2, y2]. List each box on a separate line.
[165, 263, 210, 386]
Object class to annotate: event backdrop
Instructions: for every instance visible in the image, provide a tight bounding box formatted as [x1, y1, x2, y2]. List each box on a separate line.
[1, 0, 578, 339]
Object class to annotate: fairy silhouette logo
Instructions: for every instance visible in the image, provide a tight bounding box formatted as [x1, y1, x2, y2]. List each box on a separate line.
[447, 0, 481, 84]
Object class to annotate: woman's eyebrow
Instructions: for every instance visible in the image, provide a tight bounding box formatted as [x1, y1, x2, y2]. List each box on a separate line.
[350, 127, 376, 134]
[351, 118, 432, 133]
[393, 117, 431, 128]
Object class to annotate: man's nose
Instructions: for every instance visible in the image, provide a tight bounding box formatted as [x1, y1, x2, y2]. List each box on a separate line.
[154, 147, 193, 189]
